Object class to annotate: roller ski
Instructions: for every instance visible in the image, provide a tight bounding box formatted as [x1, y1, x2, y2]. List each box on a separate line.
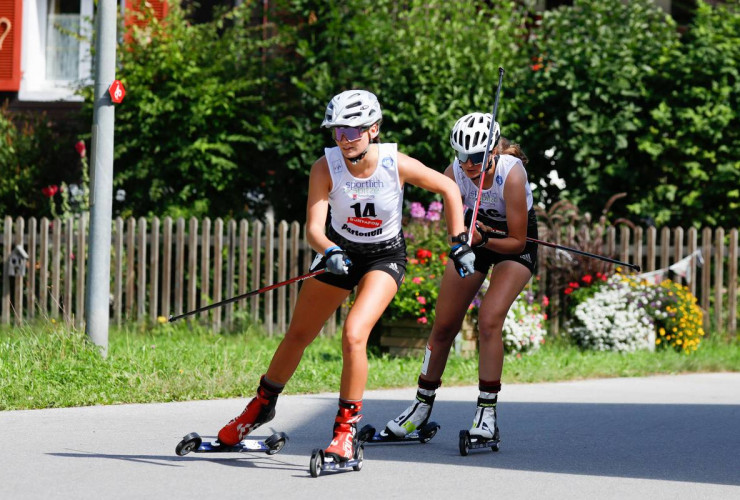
[178, 377, 287, 457]
[358, 421, 440, 444]
[364, 388, 439, 444]
[458, 396, 501, 456]
[309, 399, 367, 478]
[175, 431, 288, 456]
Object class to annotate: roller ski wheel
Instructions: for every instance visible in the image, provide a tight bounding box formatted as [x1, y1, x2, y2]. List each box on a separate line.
[308, 445, 365, 478]
[175, 431, 288, 456]
[359, 421, 441, 444]
[458, 429, 500, 456]
[176, 432, 203, 456]
[309, 449, 324, 478]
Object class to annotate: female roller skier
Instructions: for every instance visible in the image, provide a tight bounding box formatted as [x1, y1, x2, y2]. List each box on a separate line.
[216, 90, 476, 462]
[384, 112, 538, 444]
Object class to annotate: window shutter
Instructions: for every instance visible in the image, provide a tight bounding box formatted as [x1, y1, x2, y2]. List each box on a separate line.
[0, 0, 22, 91]
[125, 0, 169, 37]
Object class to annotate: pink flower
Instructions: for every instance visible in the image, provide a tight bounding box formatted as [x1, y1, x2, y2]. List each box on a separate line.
[412, 277, 422, 284]
[410, 202, 425, 219]
[542, 296, 550, 306]
[417, 317, 428, 324]
[416, 296, 427, 305]
[425, 210, 441, 222]
[75, 140, 86, 158]
[428, 201, 443, 213]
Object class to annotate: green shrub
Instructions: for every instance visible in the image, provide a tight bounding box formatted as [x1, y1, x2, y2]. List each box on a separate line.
[0, 104, 84, 217]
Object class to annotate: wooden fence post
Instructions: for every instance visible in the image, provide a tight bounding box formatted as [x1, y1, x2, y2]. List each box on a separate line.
[729, 229, 737, 334]
[715, 227, 725, 332]
[200, 218, 211, 323]
[27, 217, 37, 319]
[226, 219, 237, 330]
[113, 217, 123, 325]
[251, 220, 262, 324]
[161, 217, 172, 320]
[39, 218, 49, 319]
[13, 216, 25, 322]
[149, 217, 160, 321]
[264, 219, 274, 336]
[187, 217, 198, 319]
[212, 218, 223, 332]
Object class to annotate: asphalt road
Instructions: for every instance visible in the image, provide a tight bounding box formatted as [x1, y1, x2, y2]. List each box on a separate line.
[2, 373, 739, 499]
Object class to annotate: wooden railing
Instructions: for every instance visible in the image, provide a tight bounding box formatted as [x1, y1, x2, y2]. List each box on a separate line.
[1, 215, 737, 334]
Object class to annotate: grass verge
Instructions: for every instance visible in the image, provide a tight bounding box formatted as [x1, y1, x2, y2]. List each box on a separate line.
[1, 321, 738, 410]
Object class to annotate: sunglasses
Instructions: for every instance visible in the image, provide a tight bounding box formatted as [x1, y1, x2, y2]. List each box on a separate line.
[332, 126, 368, 143]
[457, 151, 486, 165]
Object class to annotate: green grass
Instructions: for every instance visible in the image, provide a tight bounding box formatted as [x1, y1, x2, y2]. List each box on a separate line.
[1, 321, 738, 411]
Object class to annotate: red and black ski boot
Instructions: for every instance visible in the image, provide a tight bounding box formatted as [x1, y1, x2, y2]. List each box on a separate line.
[324, 399, 363, 462]
[217, 376, 282, 446]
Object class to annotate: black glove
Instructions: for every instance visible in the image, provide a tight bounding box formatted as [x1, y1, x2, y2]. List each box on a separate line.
[472, 223, 489, 248]
[449, 243, 475, 277]
[324, 246, 352, 275]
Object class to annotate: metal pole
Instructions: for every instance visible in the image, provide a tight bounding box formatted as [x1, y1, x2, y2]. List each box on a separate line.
[85, 0, 118, 357]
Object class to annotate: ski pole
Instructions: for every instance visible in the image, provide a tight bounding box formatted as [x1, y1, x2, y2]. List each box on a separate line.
[467, 67, 505, 244]
[482, 228, 641, 272]
[168, 268, 327, 323]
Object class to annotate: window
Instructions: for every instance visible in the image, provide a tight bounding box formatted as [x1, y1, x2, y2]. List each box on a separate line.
[19, 0, 93, 101]
[46, 0, 81, 81]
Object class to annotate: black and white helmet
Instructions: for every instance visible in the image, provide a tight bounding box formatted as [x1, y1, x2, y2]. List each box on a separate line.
[450, 112, 500, 156]
[321, 90, 382, 128]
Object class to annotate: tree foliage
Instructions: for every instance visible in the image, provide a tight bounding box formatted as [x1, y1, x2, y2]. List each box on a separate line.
[81, 3, 286, 219]
[513, 0, 739, 227]
[637, 0, 740, 227]
[4, 0, 734, 229]
[0, 104, 85, 217]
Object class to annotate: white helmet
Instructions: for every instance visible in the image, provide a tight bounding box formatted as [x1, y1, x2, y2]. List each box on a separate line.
[450, 112, 501, 158]
[321, 90, 382, 128]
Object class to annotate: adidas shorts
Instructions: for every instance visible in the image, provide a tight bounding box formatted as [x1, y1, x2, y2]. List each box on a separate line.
[314, 229, 407, 290]
[473, 213, 538, 275]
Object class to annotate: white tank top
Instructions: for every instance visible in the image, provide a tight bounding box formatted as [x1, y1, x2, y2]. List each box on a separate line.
[452, 154, 533, 224]
[325, 143, 403, 244]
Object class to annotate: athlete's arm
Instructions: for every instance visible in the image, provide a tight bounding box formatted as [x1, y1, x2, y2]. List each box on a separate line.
[399, 154, 466, 238]
[305, 156, 339, 254]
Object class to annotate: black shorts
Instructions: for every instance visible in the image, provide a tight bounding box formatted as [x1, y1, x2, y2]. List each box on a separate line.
[472, 210, 538, 275]
[313, 228, 407, 290]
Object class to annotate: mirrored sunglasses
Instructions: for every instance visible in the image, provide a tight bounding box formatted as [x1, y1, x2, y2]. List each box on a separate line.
[333, 126, 368, 142]
[457, 151, 486, 165]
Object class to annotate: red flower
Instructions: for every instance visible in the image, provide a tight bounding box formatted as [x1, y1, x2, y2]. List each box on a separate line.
[415, 248, 433, 259]
[581, 275, 593, 285]
[564, 287, 574, 295]
[531, 63, 543, 71]
[42, 185, 59, 198]
[74, 140, 86, 158]
[568, 282, 580, 289]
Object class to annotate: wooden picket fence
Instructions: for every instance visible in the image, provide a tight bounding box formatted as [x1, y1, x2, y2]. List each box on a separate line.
[1, 215, 738, 335]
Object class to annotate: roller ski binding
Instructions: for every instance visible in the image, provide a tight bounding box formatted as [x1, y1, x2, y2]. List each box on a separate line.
[358, 421, 440, 444]
[175, 431, 288, 456]
[458, 399, 500, 456]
